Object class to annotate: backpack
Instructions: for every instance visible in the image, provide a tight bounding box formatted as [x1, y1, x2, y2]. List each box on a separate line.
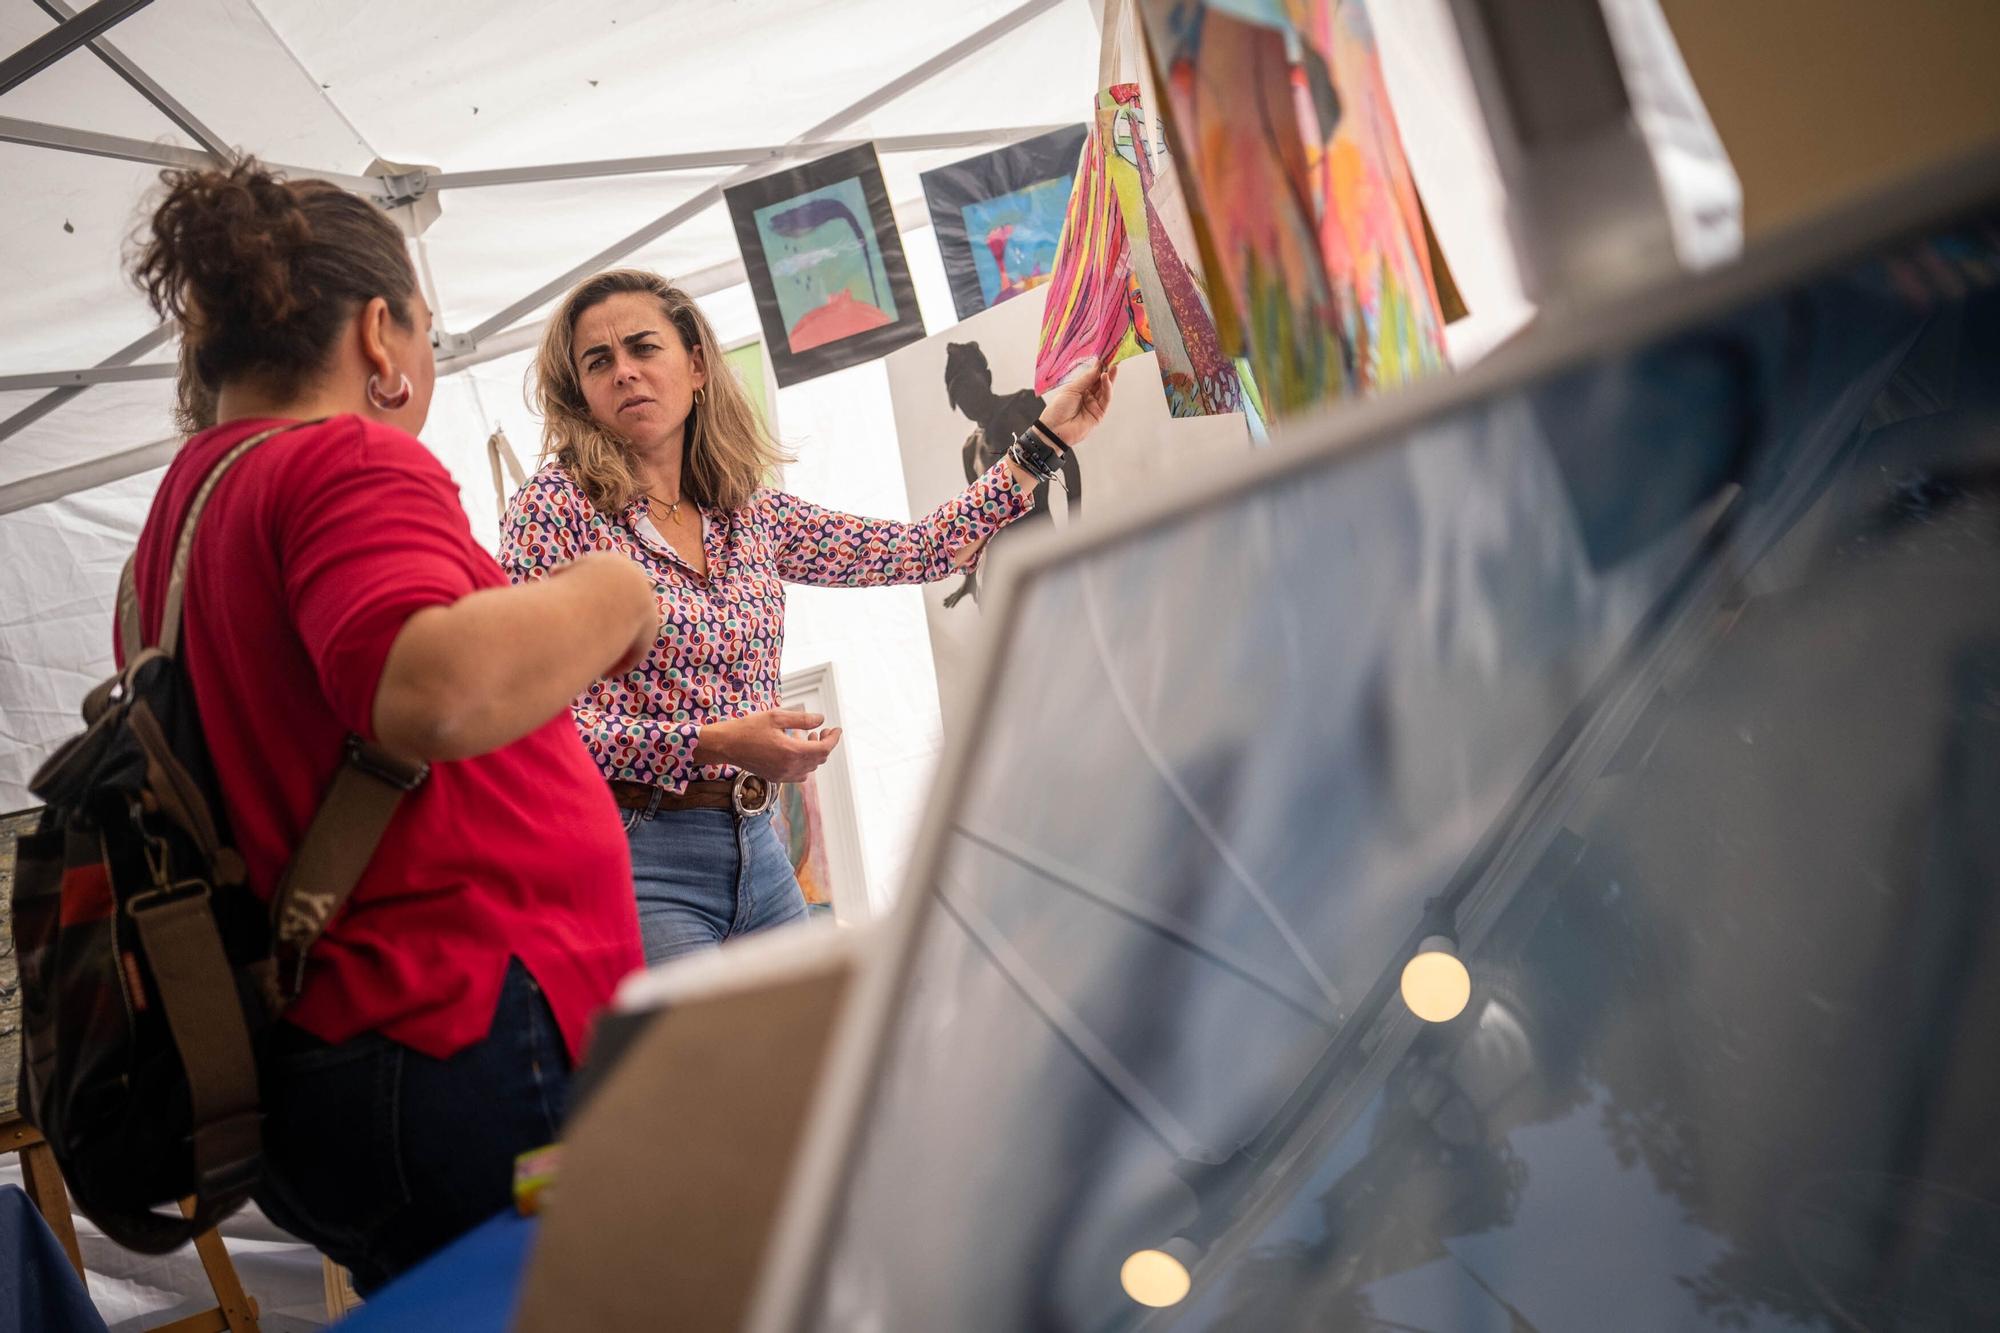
[10, 422, 429, 1253]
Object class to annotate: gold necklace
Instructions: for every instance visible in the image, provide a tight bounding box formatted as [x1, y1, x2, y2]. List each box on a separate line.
[646, 493, 684, 524]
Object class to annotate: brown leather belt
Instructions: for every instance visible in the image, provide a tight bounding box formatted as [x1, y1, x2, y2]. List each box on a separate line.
[609, 774, 775, 817]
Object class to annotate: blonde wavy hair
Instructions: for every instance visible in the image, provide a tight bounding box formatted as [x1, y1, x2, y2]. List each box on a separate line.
[532, 269, 788, 514]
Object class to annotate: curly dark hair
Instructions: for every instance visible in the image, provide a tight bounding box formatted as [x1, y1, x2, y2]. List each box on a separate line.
[131, 159, 417, 404]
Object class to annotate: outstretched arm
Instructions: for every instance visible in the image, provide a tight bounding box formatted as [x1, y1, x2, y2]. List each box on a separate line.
[764, 358, 1118, 588]
[759, 464, 1035, 588]
[374, 554, 658, 761]
[283, 429, 659, 766]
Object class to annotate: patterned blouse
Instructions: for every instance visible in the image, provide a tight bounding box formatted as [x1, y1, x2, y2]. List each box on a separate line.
[499, 458, 1033, 792]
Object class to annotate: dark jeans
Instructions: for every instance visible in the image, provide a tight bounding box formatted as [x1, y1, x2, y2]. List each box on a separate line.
[252, 959, 571, 1295]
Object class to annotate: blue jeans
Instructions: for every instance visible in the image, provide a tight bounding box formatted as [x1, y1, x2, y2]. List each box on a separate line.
[252, 959, 569, 1295]
[624, 805, 809, 964]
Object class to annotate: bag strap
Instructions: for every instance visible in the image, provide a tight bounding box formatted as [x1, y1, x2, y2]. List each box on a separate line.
[107, 418, 429, 1243]
[271, 738, 429, 999]
[110, 422, 300, 662]
[158, 422, 306, 656]
[125, 884, 266, 1242]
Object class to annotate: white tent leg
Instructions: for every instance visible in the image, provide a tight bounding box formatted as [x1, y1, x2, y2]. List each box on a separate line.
[0, 115, 382, 190]
[428, 126, 1071, 193]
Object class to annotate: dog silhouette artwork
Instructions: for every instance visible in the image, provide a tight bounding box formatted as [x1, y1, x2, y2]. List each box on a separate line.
[941, 340, 1083, 608]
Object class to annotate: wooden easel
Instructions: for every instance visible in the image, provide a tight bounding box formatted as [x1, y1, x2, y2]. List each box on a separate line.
[0, 1118, 262, 1331]
[1, 1115, 82, 1276]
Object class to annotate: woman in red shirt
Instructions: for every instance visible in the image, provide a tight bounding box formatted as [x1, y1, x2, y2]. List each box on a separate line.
[126, 162, 657, 1291]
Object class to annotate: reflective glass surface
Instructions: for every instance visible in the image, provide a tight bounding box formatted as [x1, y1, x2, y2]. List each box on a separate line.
[806, 205, 2000, 1331]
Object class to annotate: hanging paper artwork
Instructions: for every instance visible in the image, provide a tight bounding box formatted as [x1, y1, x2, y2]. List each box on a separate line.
[724, 143, 926, 386]
[922, 124, 1091, 322]
[1139, 0, 1450, 418]
[1034, 84, 1244, 419]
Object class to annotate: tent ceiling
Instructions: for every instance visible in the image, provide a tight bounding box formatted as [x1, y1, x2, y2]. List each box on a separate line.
[0, 0, 1107, 808]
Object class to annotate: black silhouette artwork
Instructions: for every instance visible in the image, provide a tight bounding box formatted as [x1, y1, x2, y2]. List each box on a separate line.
[940, 340, 1083, 608]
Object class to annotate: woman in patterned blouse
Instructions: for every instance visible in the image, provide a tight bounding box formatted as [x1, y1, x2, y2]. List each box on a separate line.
[502, 268, 1116, 963]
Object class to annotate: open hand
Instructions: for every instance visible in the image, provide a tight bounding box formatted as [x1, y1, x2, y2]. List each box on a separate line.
[1040, 357, 1119, 448]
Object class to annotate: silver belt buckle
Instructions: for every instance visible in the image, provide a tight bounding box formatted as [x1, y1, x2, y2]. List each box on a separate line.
[732, 772, 775, 816]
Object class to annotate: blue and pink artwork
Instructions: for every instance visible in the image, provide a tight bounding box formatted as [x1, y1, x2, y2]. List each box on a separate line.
[923, 124, 1090, 323]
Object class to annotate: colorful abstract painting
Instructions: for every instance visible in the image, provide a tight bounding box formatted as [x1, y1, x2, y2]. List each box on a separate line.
[1035, 84, 1243, 418]
[770, 774, 834, 911]
[1139, 0, 1449, 417]
[775, 662, 872, 922]
[725, 144, 926, 386]
[923, 124, 1090, 321]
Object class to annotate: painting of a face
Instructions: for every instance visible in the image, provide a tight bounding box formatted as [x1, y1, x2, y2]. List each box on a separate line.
[1127, 272, 1155, 349]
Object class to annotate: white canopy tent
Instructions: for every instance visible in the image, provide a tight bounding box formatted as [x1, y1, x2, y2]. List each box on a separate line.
[0, 0, 1530, 890]
[0, 0, 1545, 1325]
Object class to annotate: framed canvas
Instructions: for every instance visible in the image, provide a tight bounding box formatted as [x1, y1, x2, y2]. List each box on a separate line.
[921, 123, 1090, 322]
[724, 144, 925, 386]
[774, 663, 870, 924]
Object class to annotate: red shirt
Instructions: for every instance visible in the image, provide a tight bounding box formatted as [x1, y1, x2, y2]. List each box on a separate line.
[122, 415, 641, 1061]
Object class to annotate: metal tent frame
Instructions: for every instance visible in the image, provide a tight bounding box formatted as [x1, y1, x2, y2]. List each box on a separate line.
[0, 0, 1069, 508]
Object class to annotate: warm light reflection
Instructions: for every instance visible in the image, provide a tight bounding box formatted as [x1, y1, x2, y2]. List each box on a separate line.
[1401, 936, 1471, 1022]
[1120, 1247, 1192, 1307]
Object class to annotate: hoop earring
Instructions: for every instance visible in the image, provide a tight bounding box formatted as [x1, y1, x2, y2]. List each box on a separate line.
[367, 371, 412, 411]
[692, 386, 704, 406]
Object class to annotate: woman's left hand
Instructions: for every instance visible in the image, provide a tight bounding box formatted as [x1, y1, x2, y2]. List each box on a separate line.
[1040, 357, 1119, 448]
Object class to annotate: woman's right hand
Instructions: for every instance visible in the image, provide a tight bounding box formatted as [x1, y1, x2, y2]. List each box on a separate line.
[694, 709, 843, 783]
[1040, 356, 1118, 447]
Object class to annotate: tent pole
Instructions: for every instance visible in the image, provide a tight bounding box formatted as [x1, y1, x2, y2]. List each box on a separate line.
[427, 126, 1072, 193]
[0, 0, 154, 96]
[0, 364, 176, 393]
[31, 0, 232, 162]
[0, 324, 171, 449]
[0, 115, 385, 193]
[464, 0, 1066, 345]
[0, 435, 176, 518]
